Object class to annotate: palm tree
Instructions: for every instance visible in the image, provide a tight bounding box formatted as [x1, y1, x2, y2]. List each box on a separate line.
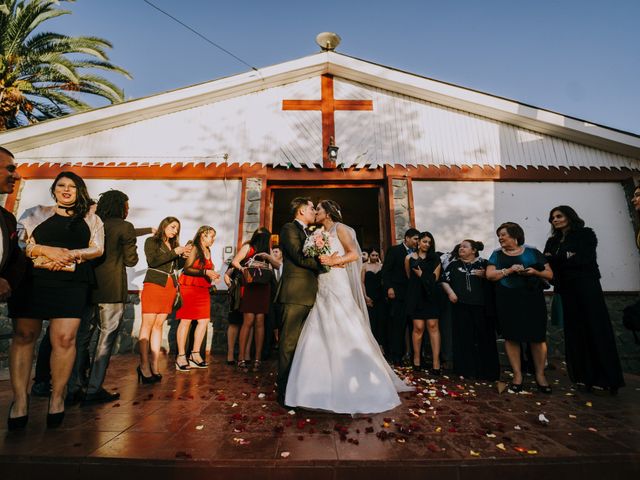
[0, 0, 131, 130]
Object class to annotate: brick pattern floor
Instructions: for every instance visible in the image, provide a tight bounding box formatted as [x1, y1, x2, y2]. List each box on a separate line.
[1, 353, 639, 479]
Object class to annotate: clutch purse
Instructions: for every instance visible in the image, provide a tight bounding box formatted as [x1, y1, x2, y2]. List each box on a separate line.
[32, 255, 76, 272]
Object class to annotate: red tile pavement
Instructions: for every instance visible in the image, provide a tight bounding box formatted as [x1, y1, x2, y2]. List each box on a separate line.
[1, 353, 638, 480]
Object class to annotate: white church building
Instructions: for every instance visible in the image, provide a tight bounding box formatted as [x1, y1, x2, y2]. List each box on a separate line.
[2, 49, 639, 301]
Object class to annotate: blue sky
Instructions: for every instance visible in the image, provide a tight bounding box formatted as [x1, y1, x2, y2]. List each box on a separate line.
[51, 0, 639, 134]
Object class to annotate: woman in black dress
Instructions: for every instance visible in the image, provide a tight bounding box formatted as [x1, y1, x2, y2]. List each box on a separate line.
[486, 222, 553, 393]
[8, 172, 104, 429]
[544, 206, 624, 394]
[361, 247, 386, 351]
[441, 240, 499, 381]
[404, 232, 442, 373]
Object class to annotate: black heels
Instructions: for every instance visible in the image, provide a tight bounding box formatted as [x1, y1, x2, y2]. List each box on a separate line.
[536, 382, 553, 394]
[508, 383, 524, 393]
[7, 397, 29, 431]
[137, 365, 158, 384]
[189, 352, 208, 369]
[175, 355, 191, 372]
[46, 398, 64, 429]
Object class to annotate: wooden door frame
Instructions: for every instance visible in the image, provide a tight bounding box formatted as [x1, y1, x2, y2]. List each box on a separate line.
[265, 181, 391, 253]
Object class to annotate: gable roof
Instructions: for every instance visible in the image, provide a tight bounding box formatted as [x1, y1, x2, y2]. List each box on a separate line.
[1, 51, 638, 160]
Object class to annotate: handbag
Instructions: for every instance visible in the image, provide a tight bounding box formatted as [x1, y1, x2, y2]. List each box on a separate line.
[32, 255, 76, 272]
[173, 284, 183, 310]
[241, 257, 273, 285]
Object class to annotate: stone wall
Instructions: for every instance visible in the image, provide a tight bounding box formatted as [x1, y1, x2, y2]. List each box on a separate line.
[242, 177, 263, 244]
[391, 178, 411, 244]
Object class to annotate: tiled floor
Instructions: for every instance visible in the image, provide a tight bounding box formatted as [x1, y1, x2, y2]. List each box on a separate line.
[1, 354, 638, 479]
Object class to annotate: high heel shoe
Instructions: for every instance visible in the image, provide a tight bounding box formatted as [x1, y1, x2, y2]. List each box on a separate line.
[508, 382, 524, 393]
[536, 382, 552, 394]
[175, 354, 191, 372]
[137, 365, 158, 384]
[46, 399, 64, 429]
[429, 368, 442, 376]
[7, 396, 29, 431]
[188, 352, 208, 369]
[412, 363, 422, 372]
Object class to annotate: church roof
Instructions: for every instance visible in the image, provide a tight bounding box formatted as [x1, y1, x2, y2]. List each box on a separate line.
[2, 51, 639, 169]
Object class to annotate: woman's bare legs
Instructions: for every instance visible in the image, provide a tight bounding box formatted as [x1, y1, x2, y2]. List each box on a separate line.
[426, 319, 441, 370]
[411, 319, 425, 367]
[149, 314, 168, 374]
[504, 340, 523, 385]
[9, 318, 42, 418]
[48, 318, 81, 414]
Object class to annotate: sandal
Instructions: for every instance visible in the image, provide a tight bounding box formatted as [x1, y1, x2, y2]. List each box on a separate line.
[253, 360, 262, 371]
[189, 352, 209, 369]
[175, 354, 191, 372]
[237, 360, 248, 369]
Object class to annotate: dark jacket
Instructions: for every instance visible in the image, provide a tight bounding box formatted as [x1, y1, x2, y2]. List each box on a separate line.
[0, 206, 27, 291]
[142, 236, 186, 287]
[544, 227, 600, 291]
[92, 218, 139, 304]
[276, 221, 320, 306]
[381, 243, 411, 301]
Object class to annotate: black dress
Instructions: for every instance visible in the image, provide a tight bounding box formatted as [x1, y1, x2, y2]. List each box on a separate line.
[405, 255, 441, 320]
[488, 248, 548, 342]
[364, 267, 386, 347]
[10, 214, 93, 319]
[444, 258, 499, 380]
[544, 228, 624, 389]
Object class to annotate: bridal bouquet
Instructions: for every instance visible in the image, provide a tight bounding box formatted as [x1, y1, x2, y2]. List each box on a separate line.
[303, 227, 331, 271]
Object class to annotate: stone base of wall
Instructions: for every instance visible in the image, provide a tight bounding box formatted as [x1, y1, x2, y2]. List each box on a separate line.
[1, 293, 638, 374]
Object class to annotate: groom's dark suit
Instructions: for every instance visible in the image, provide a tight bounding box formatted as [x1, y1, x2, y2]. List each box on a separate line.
[276, 220, 321, 405]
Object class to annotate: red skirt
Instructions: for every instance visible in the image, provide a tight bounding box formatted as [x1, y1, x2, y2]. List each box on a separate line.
[239, 283, 271, 314]
[176, 284, 210, 320]
[141, 277, 176, 314]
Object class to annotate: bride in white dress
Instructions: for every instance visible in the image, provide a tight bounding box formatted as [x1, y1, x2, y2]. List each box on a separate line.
[285, 200, 413, 414]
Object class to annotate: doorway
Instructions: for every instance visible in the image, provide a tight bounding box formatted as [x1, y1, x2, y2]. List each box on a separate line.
[268, 186, 387, 253]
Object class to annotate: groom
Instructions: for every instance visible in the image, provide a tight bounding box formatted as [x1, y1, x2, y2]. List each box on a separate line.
[276, 197, 321, 407]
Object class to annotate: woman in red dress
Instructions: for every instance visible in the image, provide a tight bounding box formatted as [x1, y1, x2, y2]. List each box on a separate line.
[231, 227, 281, 370]
[175, 226, 220, 370]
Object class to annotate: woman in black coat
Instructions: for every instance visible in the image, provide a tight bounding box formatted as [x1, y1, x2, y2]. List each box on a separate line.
[544, 206, 624, 394]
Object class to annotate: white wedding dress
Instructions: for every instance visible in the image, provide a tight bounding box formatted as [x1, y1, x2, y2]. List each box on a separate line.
[285, 223, 413, 414]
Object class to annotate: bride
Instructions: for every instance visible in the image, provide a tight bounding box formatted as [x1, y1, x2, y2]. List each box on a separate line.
[285, 200, 413, 414]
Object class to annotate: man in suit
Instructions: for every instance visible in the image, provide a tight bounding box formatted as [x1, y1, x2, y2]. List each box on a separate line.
[263, 245, 283, 359]
[76, 190, 141, 405]
[0, 146, 25, 302]
[381, 227, 420, 365]
[276, 197, 321, 407]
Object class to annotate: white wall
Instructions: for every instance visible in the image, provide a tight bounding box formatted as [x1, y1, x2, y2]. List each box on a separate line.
[412, 180, 639, 291]
[16, 178, 242, 290]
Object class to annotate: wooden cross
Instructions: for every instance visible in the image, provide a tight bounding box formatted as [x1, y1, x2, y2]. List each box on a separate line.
[283, 74, 373, 168]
